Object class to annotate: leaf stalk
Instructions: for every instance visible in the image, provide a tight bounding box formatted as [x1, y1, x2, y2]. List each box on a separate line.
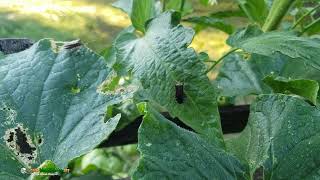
[205, 48, 239, 74]
[300, 17, 320, 35]
[262, 0, 296, 32]
[292, 3, 320, 29]
[180, 0, 185, 12]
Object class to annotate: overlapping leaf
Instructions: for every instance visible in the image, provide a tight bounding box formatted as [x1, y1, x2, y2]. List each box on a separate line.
[133, 104, 249, 180]
[0, 39, 132, 178]
[217, 26, 320, 98]
[105, 12, 224, 146]
[263, 76, 319, 104]
[227, 94, 320, 179]
[184, 16, 234, 34]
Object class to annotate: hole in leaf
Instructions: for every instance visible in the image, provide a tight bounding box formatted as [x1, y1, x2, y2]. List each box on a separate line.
[14, 127, 36, 154]
[4, 125, 37, 165]
[7, 132, 14, 143]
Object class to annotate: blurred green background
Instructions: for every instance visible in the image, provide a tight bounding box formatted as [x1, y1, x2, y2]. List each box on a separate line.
[0, 0, 245, 60]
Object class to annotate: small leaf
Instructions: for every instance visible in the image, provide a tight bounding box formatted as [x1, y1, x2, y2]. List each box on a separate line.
[184, 16, 234, 34]
[131, 0, 157, 33]
[199, 0, 218, 6]
[113, 0, 159, 33]
[132, 104, 250, 179]
[263, 75, 319, 105]
[198, 52, 210, 62]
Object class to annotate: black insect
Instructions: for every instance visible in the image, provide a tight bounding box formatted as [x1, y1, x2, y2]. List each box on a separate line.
[64, 39, 82, 49]
[175, 82, 185, 104]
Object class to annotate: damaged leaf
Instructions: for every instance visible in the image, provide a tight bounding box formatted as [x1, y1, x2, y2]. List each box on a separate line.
[0, 39, 132, 179]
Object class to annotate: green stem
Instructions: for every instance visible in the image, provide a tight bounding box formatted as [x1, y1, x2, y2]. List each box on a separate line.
[204, 60, 216, 63]
[162, 0, 167, 12]
[180, 0, 185, 12]
[292, 3, 320, 29]
[300, 17, 320, 35]
[205, 48, 239, 74]
[262, 0, 296, 32]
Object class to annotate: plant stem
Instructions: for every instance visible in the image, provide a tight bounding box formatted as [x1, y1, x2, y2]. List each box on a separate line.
[292, 3, 320, 29]
[180, 0, 185, 12]
[162, 0, 167, 12]
[205, 48, 239, 74]
[300, 17, 320, 35]
[262, 0, 296, 32]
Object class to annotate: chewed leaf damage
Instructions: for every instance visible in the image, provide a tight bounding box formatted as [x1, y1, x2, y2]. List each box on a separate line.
[4, 125, 37, 166]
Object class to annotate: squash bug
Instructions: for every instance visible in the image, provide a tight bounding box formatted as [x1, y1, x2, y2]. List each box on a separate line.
[175, 82, 185, 104]
[64, 39, 82, 49]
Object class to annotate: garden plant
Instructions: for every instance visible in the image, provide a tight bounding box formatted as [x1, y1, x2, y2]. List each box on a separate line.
[1, 0, 320, 179]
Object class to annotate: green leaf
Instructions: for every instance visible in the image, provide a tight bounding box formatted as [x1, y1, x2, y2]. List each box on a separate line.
[113, 0, 159, 33]
[227, 25, 263, 47]
[112, 0, 133, 15]
[106, 100, 140, 130]
[230, 29, 320, 65]
[216, 53, 270, 97]
[217, 26, 320, 98]
[236, 0, 269, 25]
[227, 94, 320, 179]
[70, 145, 138, 178]
[184, 16, 234, 34]
[107, 12, 224, 146]
[199, 0, 218, 6]
[263, 75, 319, 105]
[132, 104, 249, 179]
[216, 52, 320, 98]
[210, 10, 246, 18]
[198, 52, 210, 62]
[131, 0, 157, 33]
[105, 26, 136, 76]
[0, 39, 132, 178]
[78, 149, 124, 175]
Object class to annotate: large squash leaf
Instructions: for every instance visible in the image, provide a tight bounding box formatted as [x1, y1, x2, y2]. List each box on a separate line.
[216, 52, 320, 97]
[0, 39, 131, 179]
[230, 28, 320, 69]
[227, 94, 320, 179]
[217, 26, 320, 98]
[132, 103, 249, 180]
[105, 12, 224, 146]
